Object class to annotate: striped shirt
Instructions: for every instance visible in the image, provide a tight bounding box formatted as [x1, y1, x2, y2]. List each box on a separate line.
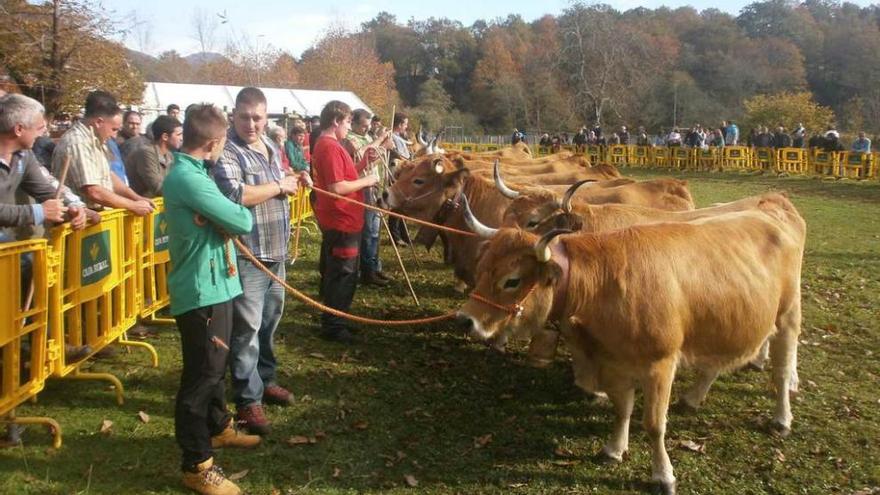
[51, 121, 114, 210]
[212, 130, 290, 263]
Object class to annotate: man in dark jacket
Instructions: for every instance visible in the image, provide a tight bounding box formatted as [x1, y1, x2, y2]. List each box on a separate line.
[773, 126, 792, 148]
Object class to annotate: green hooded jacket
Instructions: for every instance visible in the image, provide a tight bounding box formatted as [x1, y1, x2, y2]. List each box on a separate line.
[163, 152, 253, 315]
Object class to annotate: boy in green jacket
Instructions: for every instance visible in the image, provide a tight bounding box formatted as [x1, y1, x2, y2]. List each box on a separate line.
[163, 104, 258, 495]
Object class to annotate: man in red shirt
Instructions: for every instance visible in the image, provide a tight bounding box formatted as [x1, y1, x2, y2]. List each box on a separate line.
[312, 101, 379, 343]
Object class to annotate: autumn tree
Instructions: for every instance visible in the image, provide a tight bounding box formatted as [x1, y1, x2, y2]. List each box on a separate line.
[0, 0, 144, 115]
[557, 3, 663, 125]
[298, 27, 399, 112]
[743, 92, 834, 133]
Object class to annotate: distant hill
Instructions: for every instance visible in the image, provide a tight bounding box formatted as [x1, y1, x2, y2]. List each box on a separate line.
[125, 49, 231, 83]
[184, 52, 226, 67]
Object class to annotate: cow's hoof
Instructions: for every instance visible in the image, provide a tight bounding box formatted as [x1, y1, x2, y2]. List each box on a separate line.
[597, 447, 625, 464]
[651, 480, 676, 495]
[672, 399, 698, 414]
[744, 362, 765, 372]
[769, 421, 791, 438]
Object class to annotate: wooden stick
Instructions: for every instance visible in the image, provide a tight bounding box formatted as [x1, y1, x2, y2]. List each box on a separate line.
[382, 216, 419, 306]
[20, 155, 72, 323]
[54, 155, 71, 200]
[400, 220, 421, 269]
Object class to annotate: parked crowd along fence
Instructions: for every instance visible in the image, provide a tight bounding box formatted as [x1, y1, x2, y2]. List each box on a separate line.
[0, 189, 314, 448]
[440, 143, 878, 179]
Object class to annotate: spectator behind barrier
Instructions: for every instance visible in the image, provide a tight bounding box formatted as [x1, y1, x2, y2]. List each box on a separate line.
[119, 110, 148, 160]
[50, 90, 156, 216]
[166, 103, 181, 120]
[125, 115, 182, 198]
[0, 93, 90, 239]
[285, 125, 310, 173]
[852, 131, 871, 154]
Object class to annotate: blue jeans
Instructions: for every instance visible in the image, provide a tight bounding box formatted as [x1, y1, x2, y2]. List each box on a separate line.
[360, 208, 382, 274]
[230, 259, 285, 407]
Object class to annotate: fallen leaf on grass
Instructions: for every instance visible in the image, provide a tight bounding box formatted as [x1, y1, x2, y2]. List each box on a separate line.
[774, 448, 786, 463]
[98, 419, 113, 434]
[474, 434, 493, 448]
[499, 393, 514, 400]
[137, 411, 150, 423]
[228, 470, 249, 481]
[308, 352, 326, 360]
[677, 440, 705, 454]
[332, 467, 341, 478]
[508, 482, 528, 488]
[550, 459, 580, 467]
[352, 420, 369, 430]
[287, 435, 317, 446]
[404, 474, 419, 487]
[554, 446, 575, 458]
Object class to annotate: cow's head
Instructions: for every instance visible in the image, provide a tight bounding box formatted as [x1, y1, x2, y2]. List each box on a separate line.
[384, 155, 468, 221]
[456, 222, 569, 342]
[501, 179, 595, 232]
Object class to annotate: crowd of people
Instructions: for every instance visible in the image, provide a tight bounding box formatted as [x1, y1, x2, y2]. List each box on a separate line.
[0, 86, 418, 495]
[534, 121, 872, 154]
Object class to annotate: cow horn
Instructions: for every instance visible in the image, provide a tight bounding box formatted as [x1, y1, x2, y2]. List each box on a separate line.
[561, 179, 597, 213]
[417, 126, 428, 146]
[493, 160, 520, 199]
[462, 195, 498, 238]
[534, 229, 571, 263]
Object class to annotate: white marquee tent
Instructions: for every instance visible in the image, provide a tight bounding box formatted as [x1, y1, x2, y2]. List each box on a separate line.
[139, 82, 372, 123]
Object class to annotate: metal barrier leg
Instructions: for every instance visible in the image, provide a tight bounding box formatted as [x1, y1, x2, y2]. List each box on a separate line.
[66, 366, 125, 406]
[1, 409, 63, 449]
[145, 314, 176, 325]
[117, 336, 159, 368]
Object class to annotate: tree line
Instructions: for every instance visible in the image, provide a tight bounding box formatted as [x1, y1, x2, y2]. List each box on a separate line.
[3, 0, 879, 135]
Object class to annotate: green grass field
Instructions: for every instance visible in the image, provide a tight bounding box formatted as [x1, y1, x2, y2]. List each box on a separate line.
[1, 170, 879, 495]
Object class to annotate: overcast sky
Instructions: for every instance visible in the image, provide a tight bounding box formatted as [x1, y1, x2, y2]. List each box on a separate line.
[105, 0, 876, 58]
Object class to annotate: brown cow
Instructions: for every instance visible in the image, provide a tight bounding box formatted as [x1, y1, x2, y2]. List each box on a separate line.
[495, 165, 695, 213]
[456, 197, 805, 494]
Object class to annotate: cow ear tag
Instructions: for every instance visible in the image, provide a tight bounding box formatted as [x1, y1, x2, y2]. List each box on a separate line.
[434, 162, 444, 174]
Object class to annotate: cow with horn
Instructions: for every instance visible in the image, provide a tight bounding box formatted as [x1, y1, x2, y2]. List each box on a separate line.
[456, 194, 806, 494]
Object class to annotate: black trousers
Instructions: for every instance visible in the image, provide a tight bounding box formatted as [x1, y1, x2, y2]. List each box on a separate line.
[174, 301, 233, 470]
[319, 229, 361, 332]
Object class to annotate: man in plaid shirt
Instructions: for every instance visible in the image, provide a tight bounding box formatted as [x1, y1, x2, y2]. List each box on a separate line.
[212, 87, 309, 435]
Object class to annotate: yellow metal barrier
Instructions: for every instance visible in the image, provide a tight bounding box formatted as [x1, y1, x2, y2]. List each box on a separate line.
[587, 145, 604, 164]
[776, 148, 808, 174]
[138, 199, 172, 324]
[630, 146, 650, 167]
[670, 147, 693, 170]
[721, 146, 751, 171]
[839, 152, 871, 179]
[534, 146, 552, 156]
[653, 147, 670, 167]
[753, 148, 775, 171]
[696, 148, 719, 171]
[0, 239, 61, 448]
[47, 209, 157, 405]
[607, 145, 628, 166]
[811, 150, 839, 177]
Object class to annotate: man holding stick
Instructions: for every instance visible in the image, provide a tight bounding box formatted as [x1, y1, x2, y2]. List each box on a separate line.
[342, 108, 392, 287]
[312, 101, 379, 343]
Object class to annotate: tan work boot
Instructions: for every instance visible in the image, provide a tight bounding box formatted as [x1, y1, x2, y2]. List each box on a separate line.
[181, 457, 241, 495]
[211, 420, 261, 449]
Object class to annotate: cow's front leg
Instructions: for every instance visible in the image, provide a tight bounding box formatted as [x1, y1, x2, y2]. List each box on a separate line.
[643, 358, 677, 495]
[600, 380, 634, 462]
